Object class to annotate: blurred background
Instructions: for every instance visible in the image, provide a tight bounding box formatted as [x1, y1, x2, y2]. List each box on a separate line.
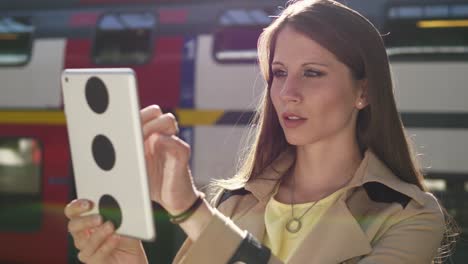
[0, 0, 466, 263]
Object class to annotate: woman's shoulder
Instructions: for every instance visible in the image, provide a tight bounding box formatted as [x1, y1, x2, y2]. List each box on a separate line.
[351, 153, 445, 251]
[361, 150, 444, 219]
[391, 188, 445, 230]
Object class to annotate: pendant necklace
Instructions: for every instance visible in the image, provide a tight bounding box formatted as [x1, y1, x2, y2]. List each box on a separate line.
[285, 175, 322, 233]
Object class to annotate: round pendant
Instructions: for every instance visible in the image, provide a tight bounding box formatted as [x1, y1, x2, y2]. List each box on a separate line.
[286, 218, 302, 233]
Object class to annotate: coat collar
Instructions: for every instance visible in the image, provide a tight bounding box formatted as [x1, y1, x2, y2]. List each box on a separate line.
[351, 150, 426, 206]
[241, 148, 425, 263]
[245, 148, 425, 206]
[244, 148, 295, 202]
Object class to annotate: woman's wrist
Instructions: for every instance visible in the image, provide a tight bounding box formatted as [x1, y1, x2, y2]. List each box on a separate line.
[178, 198, 215, 241]
[168, 193, 205, 224]
[164, 190, 202, 216]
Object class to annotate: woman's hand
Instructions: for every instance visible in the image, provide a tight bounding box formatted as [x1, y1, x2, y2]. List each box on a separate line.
[142, 105, 215, 241]
[64, 104, 212, 264]
[64, 199, 148, 264]
[141, 105, 200, 214]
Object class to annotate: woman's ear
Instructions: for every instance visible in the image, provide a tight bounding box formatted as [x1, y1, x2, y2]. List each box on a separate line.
[355, 79, 369, 110]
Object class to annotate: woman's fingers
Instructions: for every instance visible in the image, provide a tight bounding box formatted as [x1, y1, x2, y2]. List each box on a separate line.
[140, 105, 179, 141]
[78, 221, 115, 263]
[68, 214, 102, 234]
[141, 104, 162, 124]
[88, 234, 121, 263]
[73, 228, 94, 250]
[149, 134, 191, 165]
[140, 106, 197, 216]
[143, 113, 179, 139]
[64, 199, 92, 219]
[68, 215, 102, 249]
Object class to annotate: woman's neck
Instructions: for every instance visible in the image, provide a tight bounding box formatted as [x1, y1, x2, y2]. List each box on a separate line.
[289, 139, 363, 202]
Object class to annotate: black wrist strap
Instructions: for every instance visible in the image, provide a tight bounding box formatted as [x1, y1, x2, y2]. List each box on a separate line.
[227, 232, 271, 264]
[168, 193, 205, 224]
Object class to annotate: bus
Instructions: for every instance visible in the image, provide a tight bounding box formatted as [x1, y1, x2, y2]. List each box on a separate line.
[0, 0, 466, 263]
[383, 1, 468, 262]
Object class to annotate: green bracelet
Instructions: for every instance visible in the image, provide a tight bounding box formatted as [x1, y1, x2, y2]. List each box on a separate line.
[169, 194, 205, 224]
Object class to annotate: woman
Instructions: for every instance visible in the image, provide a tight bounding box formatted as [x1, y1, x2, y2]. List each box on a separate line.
[64, 0, 450, 263]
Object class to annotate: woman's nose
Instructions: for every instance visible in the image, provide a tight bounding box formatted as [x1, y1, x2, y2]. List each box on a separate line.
[280, 77, 302, 103]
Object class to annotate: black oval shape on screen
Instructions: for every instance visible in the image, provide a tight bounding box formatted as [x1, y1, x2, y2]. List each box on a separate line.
[85, 76, 109, 114]
[98, 194, 122, 229]
[92, 134, 115, 171]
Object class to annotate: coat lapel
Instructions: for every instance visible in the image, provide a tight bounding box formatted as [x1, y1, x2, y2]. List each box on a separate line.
[234, 199, 269, 242]
[235, 149, 296, 243]
[230, 149, 427, 263]
[233, 149, 373, 263]
[230, 190, 373, 264]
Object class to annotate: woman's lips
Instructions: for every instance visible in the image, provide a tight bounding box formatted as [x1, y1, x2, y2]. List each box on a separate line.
[282, 113, 307, 128]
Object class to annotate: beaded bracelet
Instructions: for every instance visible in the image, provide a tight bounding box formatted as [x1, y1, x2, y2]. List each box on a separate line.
[169, 193, 205, 224]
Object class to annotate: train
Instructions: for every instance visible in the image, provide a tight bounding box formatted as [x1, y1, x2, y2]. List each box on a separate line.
[0, 0, 466, 263]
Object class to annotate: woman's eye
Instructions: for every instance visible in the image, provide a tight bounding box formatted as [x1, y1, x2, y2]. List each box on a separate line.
[273, 70, 287, 78]
[304, 69, 324, 77]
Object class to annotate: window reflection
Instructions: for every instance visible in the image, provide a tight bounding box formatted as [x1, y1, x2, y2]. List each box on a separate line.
[0, 138, 41, 194]
[0, 17, 33, 66]
[214, 9, 271, 63]
[0, 137, 42, 232]
[93, 12, 155, 65]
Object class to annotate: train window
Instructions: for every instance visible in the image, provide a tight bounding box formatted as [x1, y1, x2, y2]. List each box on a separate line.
[384, 3, 468, 60]
[0, 17, 33, 66]
[0, 138, 42, 231]
[93, 12, 155, 65]
[213, 9, 272, 63]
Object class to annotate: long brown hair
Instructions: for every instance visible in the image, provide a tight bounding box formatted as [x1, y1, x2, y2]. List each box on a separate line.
[216, 0, 423, 191]
[211, 0, 457, 260]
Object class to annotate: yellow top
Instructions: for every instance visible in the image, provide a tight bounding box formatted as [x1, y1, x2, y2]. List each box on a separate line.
[263, 187, 346, 262]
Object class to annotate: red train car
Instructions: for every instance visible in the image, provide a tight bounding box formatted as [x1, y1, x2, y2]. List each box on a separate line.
[0, 0, 467, 263]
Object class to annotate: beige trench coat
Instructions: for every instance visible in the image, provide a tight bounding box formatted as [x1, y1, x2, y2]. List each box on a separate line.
[173, 150, 445, 264]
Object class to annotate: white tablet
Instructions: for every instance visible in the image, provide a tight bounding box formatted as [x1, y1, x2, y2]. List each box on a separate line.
[62, 68, 155, 241]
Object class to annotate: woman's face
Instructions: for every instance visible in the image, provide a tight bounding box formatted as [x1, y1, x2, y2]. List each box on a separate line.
[270, 25, 365, 146]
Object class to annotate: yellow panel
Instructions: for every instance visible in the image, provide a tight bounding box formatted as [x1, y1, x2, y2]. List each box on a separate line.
[0, 111, 66, 125]
[0, 109, 227, 126]
[417, 19, 468, 28]
[0, 33, 19, 40]
[175, 109, 224, 126]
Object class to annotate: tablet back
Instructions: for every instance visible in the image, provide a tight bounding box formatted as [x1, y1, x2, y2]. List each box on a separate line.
[62, 68, 155, 241]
